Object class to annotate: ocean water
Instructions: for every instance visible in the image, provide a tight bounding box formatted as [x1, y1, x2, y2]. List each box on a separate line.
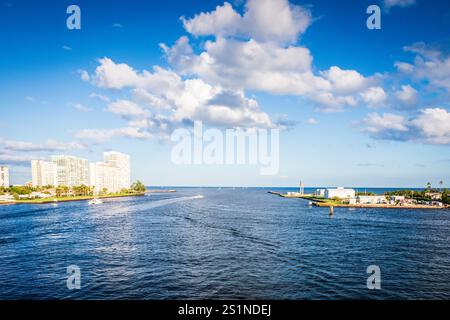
[0, 187, 449, 300]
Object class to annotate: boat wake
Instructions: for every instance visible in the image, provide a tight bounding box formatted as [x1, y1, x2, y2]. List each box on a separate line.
[102, 195, 205, 215]
[140, 195, 204, 209]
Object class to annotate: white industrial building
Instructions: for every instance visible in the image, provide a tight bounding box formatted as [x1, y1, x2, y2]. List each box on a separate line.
[0, 165, 9, 188]
[31, 160, 57, 187]
[324, 187, 356, 199]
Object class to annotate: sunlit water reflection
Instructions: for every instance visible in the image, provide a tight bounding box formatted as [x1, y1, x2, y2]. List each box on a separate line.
[1, 188, 449, 299]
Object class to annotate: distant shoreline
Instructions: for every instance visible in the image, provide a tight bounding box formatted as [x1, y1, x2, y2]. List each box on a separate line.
[1, 192, 145, 205]
[312, 202, 447, 210]
[268, 191, 449, 210]
[145, 190, 176, 194]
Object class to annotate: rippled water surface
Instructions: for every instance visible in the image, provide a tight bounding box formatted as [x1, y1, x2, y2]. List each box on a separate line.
[1, 188, 449, 299]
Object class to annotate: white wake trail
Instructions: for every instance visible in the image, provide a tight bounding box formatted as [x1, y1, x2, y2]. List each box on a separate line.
[101, 195, 204, 215]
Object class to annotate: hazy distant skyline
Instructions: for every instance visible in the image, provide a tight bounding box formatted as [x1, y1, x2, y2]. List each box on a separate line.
[1, 0, 449, 187]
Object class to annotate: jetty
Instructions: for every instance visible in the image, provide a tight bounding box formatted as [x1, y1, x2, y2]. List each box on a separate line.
[268, 191, 316, 200]
[268, 191, 448, 210]
[145, 190, 176, 194]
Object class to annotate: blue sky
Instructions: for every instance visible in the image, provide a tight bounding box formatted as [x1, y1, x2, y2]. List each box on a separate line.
[1, 0, 449, 187]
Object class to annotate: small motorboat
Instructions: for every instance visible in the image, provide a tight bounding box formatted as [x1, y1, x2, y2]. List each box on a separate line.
[52, 199, 58, 207]
[88, 198, 103, 205]
[308, 201, 314, 206]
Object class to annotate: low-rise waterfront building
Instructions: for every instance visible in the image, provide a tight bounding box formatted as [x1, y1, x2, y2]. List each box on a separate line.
[390, 195, 406, 202]
[30, 192, 53, 199]
[0, 165, 10, 188]
[0, 194, 15, 202]
[425, 192, 442, 200]
[18, 192, 54, 200]
[356, 195, 388, 204]
[388, 195, 406, 205]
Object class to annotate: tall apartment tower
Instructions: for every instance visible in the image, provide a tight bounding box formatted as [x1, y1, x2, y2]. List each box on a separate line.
[89, 162, 120, 194]
[103, 151, 131, 189]
[51, 155, 89, 187]
[0, 165, 9, 188]
[31, 160, 57, 187]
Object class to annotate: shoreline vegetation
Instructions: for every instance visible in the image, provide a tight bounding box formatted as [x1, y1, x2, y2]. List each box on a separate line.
[268, 191, 450, 210]
[0, 180, 149, 205]
[14, 192, 146, 205]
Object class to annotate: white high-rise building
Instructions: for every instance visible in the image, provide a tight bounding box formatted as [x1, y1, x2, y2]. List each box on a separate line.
[0, 165, 9, 188]
[89, 162, 120, 194]
[103, 151, 131, 189]
[31, 160, 57, 187]
[51, 155, 89, 187]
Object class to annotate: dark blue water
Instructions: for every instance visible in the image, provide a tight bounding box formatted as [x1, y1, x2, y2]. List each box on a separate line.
[1, 188, 449, 299]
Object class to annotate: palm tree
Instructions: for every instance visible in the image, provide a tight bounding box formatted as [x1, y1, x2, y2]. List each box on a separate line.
[426, 182, 432, 191]
[439, 180, 444, 192]
[131, 181, 146, 193]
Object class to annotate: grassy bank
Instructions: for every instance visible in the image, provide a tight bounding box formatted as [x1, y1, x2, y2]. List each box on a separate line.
[15, 192, 145, 204]
[267, 191, 448, 209]
[313, 202, 447, 209]
[268, 191, 341, 205]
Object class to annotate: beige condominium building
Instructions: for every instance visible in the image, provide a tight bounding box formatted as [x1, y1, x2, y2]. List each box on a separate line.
[51, 155, 89, 187]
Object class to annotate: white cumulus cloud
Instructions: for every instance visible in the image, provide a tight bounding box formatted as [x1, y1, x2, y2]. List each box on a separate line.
[182, 0, 312, 44]
[363, 107, 450, 145]
[394, 85, 418, 105]
[384, 0, 416, 9]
